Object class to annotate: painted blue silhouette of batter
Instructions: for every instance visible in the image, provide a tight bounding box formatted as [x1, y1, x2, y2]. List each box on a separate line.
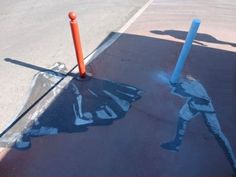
[161, 75, 236, 173]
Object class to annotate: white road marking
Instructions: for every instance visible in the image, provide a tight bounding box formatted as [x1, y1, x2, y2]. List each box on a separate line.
[83, 0, 154, 66]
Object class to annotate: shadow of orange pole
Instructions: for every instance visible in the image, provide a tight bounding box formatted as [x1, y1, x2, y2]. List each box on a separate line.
[69, 11, 86, 78]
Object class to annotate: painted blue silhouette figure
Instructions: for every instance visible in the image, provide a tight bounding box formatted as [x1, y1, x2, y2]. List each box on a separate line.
[161, 75, 236, 173]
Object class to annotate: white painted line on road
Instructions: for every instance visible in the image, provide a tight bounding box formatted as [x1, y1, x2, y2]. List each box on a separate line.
[83, 0, 154, 66]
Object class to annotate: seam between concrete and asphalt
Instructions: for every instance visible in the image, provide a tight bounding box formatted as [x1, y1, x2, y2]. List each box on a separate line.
[0, 0, 154, 138]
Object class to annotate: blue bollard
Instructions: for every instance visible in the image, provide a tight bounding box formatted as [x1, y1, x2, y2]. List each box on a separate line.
[170, 19, 201, 83]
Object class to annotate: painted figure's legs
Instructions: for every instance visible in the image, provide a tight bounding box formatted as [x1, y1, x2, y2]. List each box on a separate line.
[204, 113, 236, 173]
[161, 103, 197, 152]
[161, 117, 188, 152]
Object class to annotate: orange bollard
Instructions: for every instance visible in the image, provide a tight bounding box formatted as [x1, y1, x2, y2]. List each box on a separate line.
[68, 11, 86, 78]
